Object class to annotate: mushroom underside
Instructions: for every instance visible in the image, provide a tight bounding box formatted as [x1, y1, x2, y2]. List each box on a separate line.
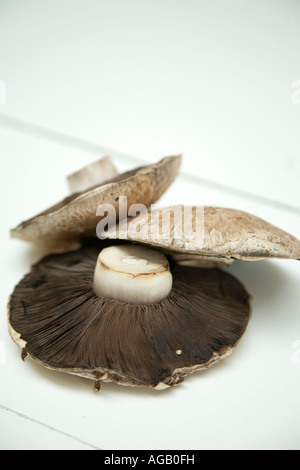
[8, 242, 251, 389]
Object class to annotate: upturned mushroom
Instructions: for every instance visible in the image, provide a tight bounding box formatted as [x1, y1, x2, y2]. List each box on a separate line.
[8, 239, 251, 390]
[10, 155, 181, 252]
[9, 157, 298, 392]
[106, 205, 300, 263]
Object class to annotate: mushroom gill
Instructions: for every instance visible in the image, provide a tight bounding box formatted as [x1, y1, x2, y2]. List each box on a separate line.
[8, 241, 251, 390]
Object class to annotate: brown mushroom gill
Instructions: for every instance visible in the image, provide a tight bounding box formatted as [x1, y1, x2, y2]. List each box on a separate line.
[8, 241, 251, 389]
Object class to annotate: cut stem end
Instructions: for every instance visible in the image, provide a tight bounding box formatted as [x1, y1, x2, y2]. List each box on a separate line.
[94, 245, 173, 304]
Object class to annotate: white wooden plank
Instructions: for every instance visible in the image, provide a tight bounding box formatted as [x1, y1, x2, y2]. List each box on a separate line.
[0, 0, 299, 208]
[1, 124, 299, 450]
[0, 408, 97, 450]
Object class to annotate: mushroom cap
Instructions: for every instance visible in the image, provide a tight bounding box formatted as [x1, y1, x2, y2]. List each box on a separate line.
[8, 240, 251, 390]
[169, 253, 234, 268]
[108, 206, 300, 261]
[10, 156, 181, 251]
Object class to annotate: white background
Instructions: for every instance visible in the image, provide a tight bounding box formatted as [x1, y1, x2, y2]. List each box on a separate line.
[0, 0, 299, 450]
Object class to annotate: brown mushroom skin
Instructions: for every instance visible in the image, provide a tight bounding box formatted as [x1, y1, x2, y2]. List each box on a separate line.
[108, 206, 300, 262]
[8, 241, 251, 390]
[10, 156, 181, 251]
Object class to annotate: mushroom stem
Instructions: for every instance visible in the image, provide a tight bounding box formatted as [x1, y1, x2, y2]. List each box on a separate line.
[67, 156, 118, 194]
[94, 380, 101, 392]
[94, 245, 173, 304]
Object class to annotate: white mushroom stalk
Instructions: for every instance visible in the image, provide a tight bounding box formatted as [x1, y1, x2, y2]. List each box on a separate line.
[67, 156, 118, 194]
[94, 245, 173, 304]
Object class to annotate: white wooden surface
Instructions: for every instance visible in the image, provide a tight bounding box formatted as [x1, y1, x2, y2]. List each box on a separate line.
[0, 0, 299, 450]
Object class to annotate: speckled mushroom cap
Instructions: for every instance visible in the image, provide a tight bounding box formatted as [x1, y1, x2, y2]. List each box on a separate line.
[106, 206, 300, 261]
[10, 156, 181, 252]
[8, 240, 251, 390]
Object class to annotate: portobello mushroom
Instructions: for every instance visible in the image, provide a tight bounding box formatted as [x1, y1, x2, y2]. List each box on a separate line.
[108, 205, 300, 262]
[8, 240, 251, 391]
[10, 156, 181, 252]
